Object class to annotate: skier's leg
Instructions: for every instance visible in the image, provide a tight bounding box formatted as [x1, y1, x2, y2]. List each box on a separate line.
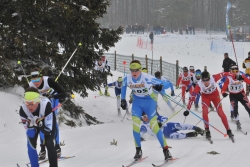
[213, 95, 230, 130]
[131, 99, 143, 148]
[181, 85, 186, 104]
[27, 128, 39, 167]
[239, 92, 250, 116]
[201, 96, 210, 129]
[145, 100, 167, 148]
[160, 91, 174, 112]
[230, 94, 239, 121]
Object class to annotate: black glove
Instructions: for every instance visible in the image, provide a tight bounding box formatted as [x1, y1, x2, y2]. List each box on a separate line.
[222, 92, 228, 97]
[183, 110, 189, 116]
[129, 98, 133, 104]
[154, 85, 163, 91]
[110, 73, 113, 76]
[237, 75, 244, 81]
[185, 88, 189, 92]
[121, 99, 127, 110]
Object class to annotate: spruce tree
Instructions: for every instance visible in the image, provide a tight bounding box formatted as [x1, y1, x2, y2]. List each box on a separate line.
[0, 0, 123, 125]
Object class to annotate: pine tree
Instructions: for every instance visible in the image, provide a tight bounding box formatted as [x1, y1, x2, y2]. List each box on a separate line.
[0, 0, 123, 125]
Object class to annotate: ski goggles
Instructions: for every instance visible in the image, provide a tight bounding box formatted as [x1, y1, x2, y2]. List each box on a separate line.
[183, 70, 188, 73]
[130, 69, 140, 72]
[31, 77, 41, 83]
[24, 92, 41, 105]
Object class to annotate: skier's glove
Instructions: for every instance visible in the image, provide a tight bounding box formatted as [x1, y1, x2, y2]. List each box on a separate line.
[129, 98, 133, 104]
[183, 110, 189, 116]
[185, 88, 189, 92]
[237, 75, 244, 81]
[121, 99, 127, 110]
[171, 90, 175, 96]
[222, 92, 228, 97]
[154, 85, 163, 91]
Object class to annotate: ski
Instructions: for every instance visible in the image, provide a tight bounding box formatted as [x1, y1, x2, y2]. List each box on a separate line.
[206, 138, 213, 144]
[152, 158, 178, 167]
[122, 156, 148, 167]
[17, 164, 20, 167]
[238, 129, 247, 135]
[26, 156, 75, 167]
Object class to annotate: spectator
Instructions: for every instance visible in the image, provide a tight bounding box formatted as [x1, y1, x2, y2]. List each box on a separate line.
[222, 53, 236, 72]
[149, 32, 154, 44]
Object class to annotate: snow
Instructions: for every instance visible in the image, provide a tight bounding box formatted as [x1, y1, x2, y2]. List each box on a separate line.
[1, 33, 250, 167]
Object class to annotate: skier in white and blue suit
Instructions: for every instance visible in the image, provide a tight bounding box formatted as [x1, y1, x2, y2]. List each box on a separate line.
[140, 114, 205, 140]
[120, 60, 172, 161]
[107, 76, 129, 115]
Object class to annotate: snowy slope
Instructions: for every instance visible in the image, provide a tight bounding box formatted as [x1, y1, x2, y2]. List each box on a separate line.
[1, 34, 250, 167]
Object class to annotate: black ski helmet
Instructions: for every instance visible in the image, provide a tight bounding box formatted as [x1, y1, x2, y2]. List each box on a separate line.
[154, 71, 161, 78]
[201, 71, 210, 80]
[183, 66, 188, 72]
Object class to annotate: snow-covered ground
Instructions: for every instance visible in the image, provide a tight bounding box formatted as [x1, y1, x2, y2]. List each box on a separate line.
[1, 33, 250, 167]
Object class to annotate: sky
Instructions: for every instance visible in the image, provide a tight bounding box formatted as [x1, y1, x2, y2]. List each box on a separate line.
[1, 32, 250, 167]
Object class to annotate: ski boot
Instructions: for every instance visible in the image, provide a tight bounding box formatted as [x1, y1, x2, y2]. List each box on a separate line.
[194, 127, 204, 136]
[117, 108, 121, 116]
[55, 144, 61, 158]
[99, 90, 103, 96]
[104, 90, 110, 96]
[195, 103, 199, 111]
[186, 131, 198, 137]
[163, 146, 172, 160]
[227, 129, 234, 139]
[38, 150, 46, 161]
[205, 129, 211, 139]
[134, 147, 142, 160]
[236, 120, 242, 130]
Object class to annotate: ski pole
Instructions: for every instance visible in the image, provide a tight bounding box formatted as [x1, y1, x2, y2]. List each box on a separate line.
[55, 43, 82, 82]
[165, 94, 227, 137]
[36, 96, 73, 123]
[228, 25, 238, 65]
[121, 102, 131, 122]
[17, 61, 29, 84]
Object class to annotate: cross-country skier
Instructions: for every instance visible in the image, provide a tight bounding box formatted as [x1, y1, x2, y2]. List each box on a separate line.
[140, 114, 204, 140]
[184, 70, 234, 140]
[107, 76, 129, 115]
[221, 65, 250, 130]
[154, 71, 175, 112]
[28, 69, 66, 160]
[94, 56, 111, 96]
[19, 87, 58, 167]
[121, 60, 173, 161]
[176, 66, 194, 105]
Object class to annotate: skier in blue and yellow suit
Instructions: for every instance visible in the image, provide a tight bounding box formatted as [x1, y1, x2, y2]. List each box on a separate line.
[121, 60, 173, 161]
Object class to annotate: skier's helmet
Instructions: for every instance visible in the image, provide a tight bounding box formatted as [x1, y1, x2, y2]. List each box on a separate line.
[201, 71, 210, 81]
[183, 66, 188, 72]
[195, 69, 202, 80]
[189, 66, 195, 73]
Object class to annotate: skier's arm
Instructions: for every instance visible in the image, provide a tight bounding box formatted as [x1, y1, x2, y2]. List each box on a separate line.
[47, 78, 66, 100]
[176, 74, 182, 87]
[107, 82, 116, 87]
[19, 107, 29, 129]
[241, 74, 250, 85]
[121, 76, 128, 99]
[167, 80, 174, 91]
[221, 77, 230, 94]
[212, 72, 228, 82]
[187, 85, 200, 110]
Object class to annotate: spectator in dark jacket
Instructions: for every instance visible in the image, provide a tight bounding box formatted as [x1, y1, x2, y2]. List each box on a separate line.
[222, 53, 236, 72]
[149, 32, 154, 44]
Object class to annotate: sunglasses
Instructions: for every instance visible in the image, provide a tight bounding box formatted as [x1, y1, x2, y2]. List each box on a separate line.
[31, 77, 41, 83]
[183, 70, 188, 72]
[130, 69, 140, 72]
[202, 78, 210, 82]
[24, 97, 40, 106]
[196, 74, 201, 77]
